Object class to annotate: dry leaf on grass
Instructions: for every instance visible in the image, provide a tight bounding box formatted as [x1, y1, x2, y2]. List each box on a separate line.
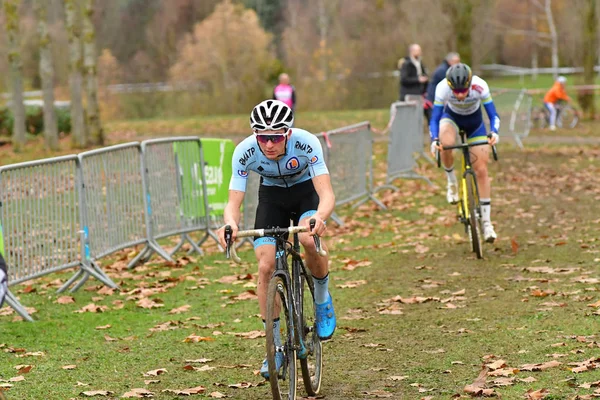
[14, 365, 33, 374]
[137, 298, 164, 309]
[56, 296, 75, 304]
[363, 390, 393, 398]
[121, 388, 155, 398]
[9, 376, 25, 382]
[464, 367, 497, 396]
[169, 305, 191, 314]
[208, 392, 227, 398]
[143, 368, 167, 377]
[74, 303, 108, 313]
[81, 390, 114, 397]
[519, 360, 561, 371]
[95, 325, 111, 330]
[162, 386, 205, 395]
[525, 388, 549, 399]
[62, 365, 77, 370]
[183, 334, 215, 343]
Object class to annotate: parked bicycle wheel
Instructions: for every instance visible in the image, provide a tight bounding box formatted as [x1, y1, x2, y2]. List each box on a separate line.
[266, 276, 297, 400]
[465, 173, 483, 259]
[297, 271, 322, 396]
[531, 106, 548, 129]
[557, 105, 579, 129]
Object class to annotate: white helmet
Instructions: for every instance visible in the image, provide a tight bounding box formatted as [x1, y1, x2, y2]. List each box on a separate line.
[250, 100, 294, 131]
[557, 76, 567, 84]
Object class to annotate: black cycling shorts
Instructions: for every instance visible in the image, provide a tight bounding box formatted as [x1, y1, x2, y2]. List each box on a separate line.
[253, 179, 319, 247]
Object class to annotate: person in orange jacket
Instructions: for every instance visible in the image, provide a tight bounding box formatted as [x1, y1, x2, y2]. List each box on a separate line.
[543, 76, 572, 131]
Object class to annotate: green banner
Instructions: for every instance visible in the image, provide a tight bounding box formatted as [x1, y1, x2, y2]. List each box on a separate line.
[174, 141, 207, 220]
[199, 138, 235, 219]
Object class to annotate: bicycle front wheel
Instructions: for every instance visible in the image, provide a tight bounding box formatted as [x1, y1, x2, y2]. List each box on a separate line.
[266, 276, 297, 400]
[465, 174, 483, 259]
[557, 106, 579, 129]
[298, 272, 323, 396]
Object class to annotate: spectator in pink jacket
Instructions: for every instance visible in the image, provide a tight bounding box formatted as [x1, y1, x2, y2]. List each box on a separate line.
[273, 73, 296, 112]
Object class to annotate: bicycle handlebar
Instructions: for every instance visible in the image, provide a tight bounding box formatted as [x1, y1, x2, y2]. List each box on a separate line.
[435, 134, 498, 168]
[224, 218, 327, 264]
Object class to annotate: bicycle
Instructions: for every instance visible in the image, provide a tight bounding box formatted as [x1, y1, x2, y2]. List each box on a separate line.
[531, 100, 579, 129]
[224, 219, 327, 400]
[437, 132, 498, 259]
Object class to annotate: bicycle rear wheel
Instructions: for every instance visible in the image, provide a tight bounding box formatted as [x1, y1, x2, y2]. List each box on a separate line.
[465, 174, 483, 259]
[297, 270, 323, 396]
[531, 106, 547, 129]
[266, 276, 297, 400]
[557, 105, 578, 128]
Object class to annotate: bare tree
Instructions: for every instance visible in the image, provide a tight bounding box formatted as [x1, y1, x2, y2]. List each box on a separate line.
[3, 0, 27, 150]
[543, 0, 559, 77]
[581, 0, 597, 119]
[35, 0, 59, 150]
[64, 0, 86, 148]
[82, 0, 103, 145]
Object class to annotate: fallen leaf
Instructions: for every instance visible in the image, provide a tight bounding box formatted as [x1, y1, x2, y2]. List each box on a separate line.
[74, 303, 108, 313]
[525, 388, 549, 399]
[143, 369, 167, 377]
[363, 390, 393, 398]
[81, 390, 114, 397]
[14, 365, 33, 374]
[208, 392, 227, 398]
[162, 386, 206, 395]
[183, 334, 215, 343]
[519, 360, 561, 371]
[62, 365, 77, 370]
[511, 237, 519, 254]
[9, 376, 25, 382]
[169, 305, 191, 314]
[56, 296, 75, 304]
[137, 298, 164, 309]
[121, 388, 155, 398]
[95, 325, 111, 330]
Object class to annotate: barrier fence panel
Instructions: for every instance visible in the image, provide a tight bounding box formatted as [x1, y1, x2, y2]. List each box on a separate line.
[0, 156, 115, 319]
[321, 122, 385, 226]
[199, 138, 234, 226]
[510, 90, 533, 149]
[62, 143, 150, 291]
[404, 95, 435, 165]
[129, 137, 211, 267]
[376, 102, 432, 191]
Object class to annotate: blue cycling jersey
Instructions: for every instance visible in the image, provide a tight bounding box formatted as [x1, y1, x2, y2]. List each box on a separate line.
[229, 128, 329, 192]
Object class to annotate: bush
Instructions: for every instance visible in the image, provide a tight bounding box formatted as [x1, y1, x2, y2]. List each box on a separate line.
[0, 105, 71, 136]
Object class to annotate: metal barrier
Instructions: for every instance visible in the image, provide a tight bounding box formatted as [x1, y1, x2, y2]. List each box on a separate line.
[510, 90, 533, 149]
[320, 122, 385, 225]
[0, 155, 117, 319]
[404, 95, 435, 165]
[376, 102, 432, 191]
[60, 143, 153, 291]
[129, 138, 211, 267]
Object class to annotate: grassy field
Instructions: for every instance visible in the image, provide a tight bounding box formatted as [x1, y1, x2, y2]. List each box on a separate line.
[2, 118, 600, 399]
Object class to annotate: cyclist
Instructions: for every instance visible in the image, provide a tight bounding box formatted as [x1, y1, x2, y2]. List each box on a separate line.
[543, 75, 572, 131]
[217, 99, 336, 379]
[429, 63, 500, 243]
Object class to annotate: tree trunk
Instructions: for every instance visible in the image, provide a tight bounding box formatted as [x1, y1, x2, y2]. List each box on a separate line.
[3, 0, 27, 150]
[64, 0, 86, 148]
[581, 0, 597, 119]
[35, 0, 59, 150]
[447, 0, 473, 65]
[530, 3, 538, 82]
[83, 0, 103, 145]
[544, 0, 559, 77]
[318, 0, 328, 81]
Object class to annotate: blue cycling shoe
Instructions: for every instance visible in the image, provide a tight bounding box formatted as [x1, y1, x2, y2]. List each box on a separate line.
[315, 294, 336, 340]
[260, 351, 284, 379]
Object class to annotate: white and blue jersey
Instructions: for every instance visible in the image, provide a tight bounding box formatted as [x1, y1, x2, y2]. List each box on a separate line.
[429, 75, 500, 142]
[229, 128, 329, 192]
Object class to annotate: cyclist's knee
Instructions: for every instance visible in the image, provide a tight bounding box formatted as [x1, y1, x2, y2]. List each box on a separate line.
[299, 233, 316, 251]
[257, 256, 276, 276]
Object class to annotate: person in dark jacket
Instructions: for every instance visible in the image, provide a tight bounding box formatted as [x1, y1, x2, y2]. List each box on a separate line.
[426, 52, 461, 103]
[398, 44, 428, 101]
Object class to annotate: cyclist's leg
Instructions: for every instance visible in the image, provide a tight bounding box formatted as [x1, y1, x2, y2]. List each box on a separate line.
[545, 102, 557, 129]
[468, 123, 496, 241]
[294, 184, 335, 340]
[439, 115, 459, 203]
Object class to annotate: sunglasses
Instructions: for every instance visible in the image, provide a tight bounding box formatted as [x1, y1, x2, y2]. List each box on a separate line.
[256, 134, 286, 144]
[452, 88, 469, 95]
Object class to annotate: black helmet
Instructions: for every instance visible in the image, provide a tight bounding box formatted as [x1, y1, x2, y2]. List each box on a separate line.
[446, 63, 472, 90]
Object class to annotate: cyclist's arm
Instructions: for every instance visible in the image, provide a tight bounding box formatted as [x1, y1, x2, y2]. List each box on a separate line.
[483, 99, 500, 134]
[478, 80, 500, 133]
[311, 174, 335, 221]
[428, 81, 447, 141]
[223, 190, 245, 227]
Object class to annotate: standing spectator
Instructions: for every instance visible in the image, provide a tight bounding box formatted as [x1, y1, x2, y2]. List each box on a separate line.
[398, 44, 428, 101]
[426, 52, 461, 104]
[424, 52, 460, 123]
[273, 73, 296, 111]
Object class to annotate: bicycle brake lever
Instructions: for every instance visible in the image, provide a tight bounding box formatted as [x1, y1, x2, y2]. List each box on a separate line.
[309, 218, 327, 256]
[224, 225, 232, 259]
